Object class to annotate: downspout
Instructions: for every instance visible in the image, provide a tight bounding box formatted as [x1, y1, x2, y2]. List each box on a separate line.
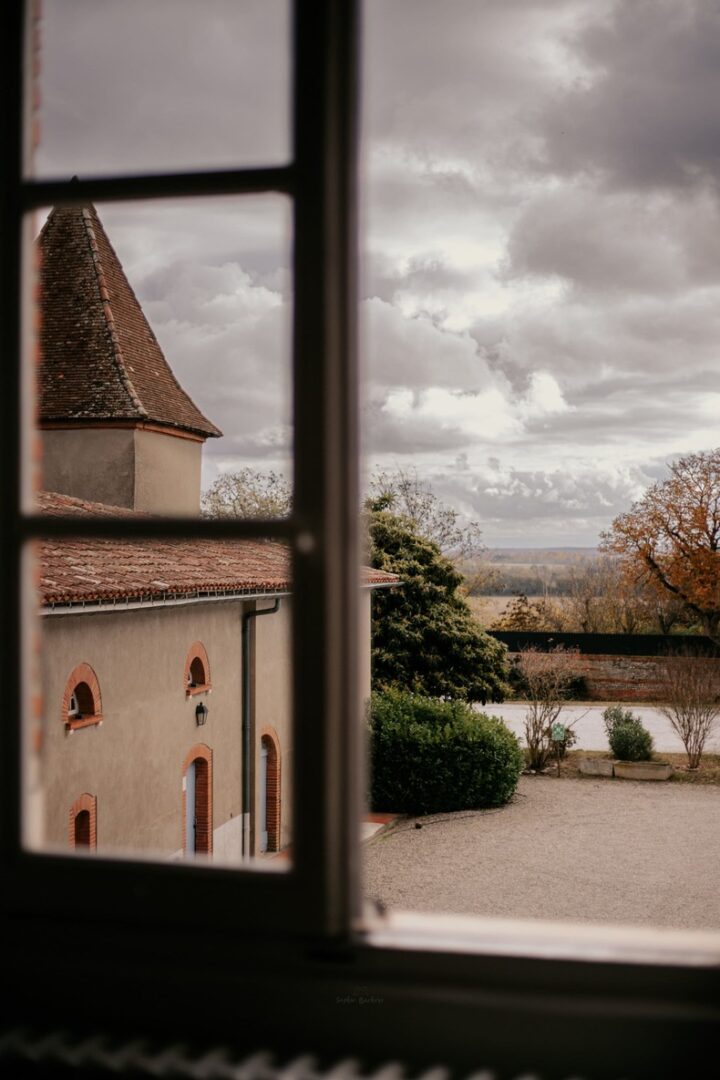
[241, 598, 281, 861]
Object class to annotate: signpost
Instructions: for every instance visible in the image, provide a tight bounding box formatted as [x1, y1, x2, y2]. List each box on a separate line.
[551, 722, 566, 777]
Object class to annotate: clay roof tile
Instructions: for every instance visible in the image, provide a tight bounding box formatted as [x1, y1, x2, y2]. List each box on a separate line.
[37, 492, 399, 605]
[38, 203, 221, 440]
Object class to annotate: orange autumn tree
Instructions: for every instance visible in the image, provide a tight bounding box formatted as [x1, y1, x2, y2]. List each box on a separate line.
[600, 449, 720, 638]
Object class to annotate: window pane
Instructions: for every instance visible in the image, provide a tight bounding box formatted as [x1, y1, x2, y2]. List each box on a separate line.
[361, 0, 720, 933]
[24, 536, 293, 869]
[31, 0, 291, 178]
[27, 195, 292, 516]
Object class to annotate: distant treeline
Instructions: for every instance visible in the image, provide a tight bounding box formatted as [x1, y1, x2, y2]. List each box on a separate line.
[468, 565, 579, 597]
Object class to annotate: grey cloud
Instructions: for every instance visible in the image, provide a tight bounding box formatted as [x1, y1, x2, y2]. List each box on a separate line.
[436, 462, 653, 524]
[470, 288, 720, 388]
[37, 0, 290, 178]
[537, 0, 720, 192]
[363, 401, 475, 456]
[362, 252, 478, 304]
[362, 298, 490, 392]
[502, 185, 720, 296]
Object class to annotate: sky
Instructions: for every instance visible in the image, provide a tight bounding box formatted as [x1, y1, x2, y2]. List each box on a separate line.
[35, 0, 720, 546]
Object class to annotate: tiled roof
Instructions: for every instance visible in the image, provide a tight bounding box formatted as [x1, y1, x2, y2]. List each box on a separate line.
[38, 203, 222, 440]
[38, 492, 399, 607]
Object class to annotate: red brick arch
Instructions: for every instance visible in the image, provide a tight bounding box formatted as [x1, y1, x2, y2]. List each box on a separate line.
[184, 641, 211, 696]
[68, 793, 97, 850]
[62, 663, 103, 732]
[182, 744, 213, 856]
[260, 727, 281, 853]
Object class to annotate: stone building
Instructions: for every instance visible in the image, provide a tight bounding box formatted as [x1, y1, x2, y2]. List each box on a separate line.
[36, 202, 393, 861]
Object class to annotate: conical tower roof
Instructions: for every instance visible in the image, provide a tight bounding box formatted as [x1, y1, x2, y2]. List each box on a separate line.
[38, 202, 222, 440]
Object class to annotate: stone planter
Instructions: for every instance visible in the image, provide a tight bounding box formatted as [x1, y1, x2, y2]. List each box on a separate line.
[579, 757, 615, 777]
[613, 760, 673, 781]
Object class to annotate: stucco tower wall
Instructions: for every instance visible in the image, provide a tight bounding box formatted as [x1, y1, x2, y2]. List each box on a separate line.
[42, 428, 136, 508]
[41, 426, 203, 514]
[133, 428, 202, 515]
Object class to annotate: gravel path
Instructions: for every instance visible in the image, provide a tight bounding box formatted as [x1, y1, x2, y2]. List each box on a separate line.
[364, 776, 720, 930]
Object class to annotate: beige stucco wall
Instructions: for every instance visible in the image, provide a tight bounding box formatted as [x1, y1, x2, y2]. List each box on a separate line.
[133, 428, 202, 515]
[253, 598, 293, 854]
[42, 428, 135, 508]
[41, 601, 245, 859]
[41, 427, 203, 514]
[250, 591, 373, 855]
[40, 589, 373, 863]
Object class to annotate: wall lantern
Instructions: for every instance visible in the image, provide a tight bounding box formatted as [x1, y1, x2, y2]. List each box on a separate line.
[195, 702, 209, 726]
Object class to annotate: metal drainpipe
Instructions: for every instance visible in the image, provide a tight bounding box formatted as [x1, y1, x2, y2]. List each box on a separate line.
[241, 598, 281, 861]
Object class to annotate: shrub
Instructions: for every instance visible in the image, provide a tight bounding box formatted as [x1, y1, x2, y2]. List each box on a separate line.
[602, 704, 639, 741]
[608, 717, 654, 762]
[369, 689, 524, 815]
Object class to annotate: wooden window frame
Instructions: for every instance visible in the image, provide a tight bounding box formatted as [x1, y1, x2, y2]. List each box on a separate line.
[1, 2, 719, 1074]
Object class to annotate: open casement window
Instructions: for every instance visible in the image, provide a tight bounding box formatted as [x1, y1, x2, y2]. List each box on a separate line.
[4, 0, 363, 941]
[1, 3, 719, 1077]
[63, 663, 103, 732]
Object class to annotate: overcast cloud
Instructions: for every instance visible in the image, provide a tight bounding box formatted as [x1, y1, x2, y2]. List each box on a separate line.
[36, 0, 720, 545]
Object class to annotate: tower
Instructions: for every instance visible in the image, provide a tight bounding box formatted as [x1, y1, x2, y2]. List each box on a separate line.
[38, 203, 221, 514]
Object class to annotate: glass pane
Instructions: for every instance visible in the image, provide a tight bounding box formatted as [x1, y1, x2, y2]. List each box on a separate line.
[30, 0, 291, 178]
[26, 195, 292, 517]
[361, 0, 720, 933]
[24, 536, 293, 869]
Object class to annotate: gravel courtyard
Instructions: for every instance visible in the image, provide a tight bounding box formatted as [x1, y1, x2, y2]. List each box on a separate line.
[364, 776, 720, 930]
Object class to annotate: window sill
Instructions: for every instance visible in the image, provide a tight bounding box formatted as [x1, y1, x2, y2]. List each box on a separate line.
[65, 714, 103, 732]
[186, 684, 211, 698]
[360, 908, 720, 969]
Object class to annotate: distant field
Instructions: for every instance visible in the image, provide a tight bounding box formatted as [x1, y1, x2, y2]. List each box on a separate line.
[468, 594, 574, 627]
[468, 596, 510, 624]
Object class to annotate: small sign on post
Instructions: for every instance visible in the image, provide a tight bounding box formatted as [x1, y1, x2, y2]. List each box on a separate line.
[551, 723, 566, 777]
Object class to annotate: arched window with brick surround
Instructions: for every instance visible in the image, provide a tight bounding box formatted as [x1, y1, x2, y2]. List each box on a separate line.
[69, 793, 97, 850]
[62, 664, 103, 732]
[184, 641, 211, 696]
[182, 744, 213, 856]
[260, 728, 281, 854]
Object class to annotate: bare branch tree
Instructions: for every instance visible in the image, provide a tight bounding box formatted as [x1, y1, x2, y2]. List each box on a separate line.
[658, 653, 720, 769]
[515, 646, 583, 770]
[367, 466, 484, 561]
[202, 468, 292, 518]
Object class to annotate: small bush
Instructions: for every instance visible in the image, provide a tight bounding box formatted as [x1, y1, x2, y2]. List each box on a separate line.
[608, 717, 654, 762]
[602, 704, 639, 741]
[369, 689, 524, 815]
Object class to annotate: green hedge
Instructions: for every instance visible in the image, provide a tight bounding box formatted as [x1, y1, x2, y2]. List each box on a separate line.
[369, 689, 524, 815]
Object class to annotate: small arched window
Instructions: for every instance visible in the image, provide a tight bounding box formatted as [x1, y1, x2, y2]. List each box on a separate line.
[62, 664, 103, 732]
[68, 793, 97, 850]
[184, 641, 211, 696]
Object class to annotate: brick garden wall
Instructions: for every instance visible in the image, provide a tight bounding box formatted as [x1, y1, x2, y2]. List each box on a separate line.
[567, 653, 669, 702]
[489, 631, 720, 703]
